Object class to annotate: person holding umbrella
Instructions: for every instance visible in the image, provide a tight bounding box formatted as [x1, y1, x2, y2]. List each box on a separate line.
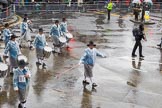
[132, 0, 141, 21]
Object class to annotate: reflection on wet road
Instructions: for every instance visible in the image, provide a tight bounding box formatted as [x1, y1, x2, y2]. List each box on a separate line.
[0, 12, 162, 108]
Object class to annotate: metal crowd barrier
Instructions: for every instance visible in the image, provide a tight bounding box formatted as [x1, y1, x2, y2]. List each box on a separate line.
[0, 5, 14, 22]
[1, 2, 162, 20]
[12, 2, 106, 13]
[12, 1, 162, 13]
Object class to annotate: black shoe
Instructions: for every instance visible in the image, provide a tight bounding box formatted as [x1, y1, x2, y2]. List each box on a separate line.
[157, 44, 161, 46]
[127, 81, 136, 87]
[52, 50, 56, 53]
[42, 63, 47, 69]
[92, 83, 97, 88]
[36, 62, 41, 65]
[10, 72, 14, 76]
[157, 44, 161, 48]
[18, 103, 23, 108]
[82, 80, 90, 85]
[140, 55, 144, 58]
[29, 46, 33, 50]
[19, 45, 22, 49]
[132, 54, 137, 57]
[140, 55, 144, 60]
[91, 87, 97, 92]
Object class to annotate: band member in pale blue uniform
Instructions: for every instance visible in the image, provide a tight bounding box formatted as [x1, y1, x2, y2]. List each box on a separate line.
[3, 23, 11, 47]
[13, 59, 31, 108]
[60, 18, 68, 33]
[4, 35, 21, 74]
[20, 18, 32, 49]
[79, 41, 106, 88]
[49, 20, 63, 53]
[34, 28, 48, 68]
[60, 18, 70, 47]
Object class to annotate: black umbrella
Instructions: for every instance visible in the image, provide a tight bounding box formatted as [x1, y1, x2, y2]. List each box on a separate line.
[0, 0, 8, 4]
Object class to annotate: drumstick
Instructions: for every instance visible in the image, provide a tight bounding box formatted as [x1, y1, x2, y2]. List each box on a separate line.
[55, 64, 79, 79]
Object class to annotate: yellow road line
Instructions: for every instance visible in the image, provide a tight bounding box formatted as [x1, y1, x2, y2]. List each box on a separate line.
[94, 11, 131, 18]
[0, 15, 22, 30]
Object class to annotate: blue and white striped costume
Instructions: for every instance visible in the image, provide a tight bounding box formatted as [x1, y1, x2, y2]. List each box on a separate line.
[4, 40, 21, 71]
[79, 48, 106, 78]
[60, 21, 68, 33]
[34, 33, 47, 59]
[13, 67, 31, 102]
[20, 22, 31, 41]
[49, 24, 62, 45]
[3, 28, 11, 46]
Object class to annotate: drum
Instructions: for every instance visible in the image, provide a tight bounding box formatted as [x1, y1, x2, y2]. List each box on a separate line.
[18, 55, 28, 63]
[0, 63, 8, 78]
[58, 36, 67, 47]
[59, 36, 67, 43]
[64, 32, 73, 39]
[43, 46, 52, 59]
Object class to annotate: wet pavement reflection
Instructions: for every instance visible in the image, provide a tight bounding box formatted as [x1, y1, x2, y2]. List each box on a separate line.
[0, 12, 162, 108]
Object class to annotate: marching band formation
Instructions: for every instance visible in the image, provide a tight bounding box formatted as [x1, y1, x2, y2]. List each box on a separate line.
[0, 15, 74, 108]
[0, 13, 107, 108]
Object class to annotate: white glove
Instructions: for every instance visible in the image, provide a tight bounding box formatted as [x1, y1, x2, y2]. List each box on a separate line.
[18, 52, 22, 55]
[78, 61, 83, 65]
[3, 53, 8, 57]
[14, 86, 18, 91]
[103, 55, 107, 58]
[46, 42, 48, 46]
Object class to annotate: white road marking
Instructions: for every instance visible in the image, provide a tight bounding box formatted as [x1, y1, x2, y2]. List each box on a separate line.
[119, 56, 162, 65]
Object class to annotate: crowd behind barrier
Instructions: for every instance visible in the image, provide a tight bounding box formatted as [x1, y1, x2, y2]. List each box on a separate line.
[0, 1, 162, 21]
[0, 5, 13, 23]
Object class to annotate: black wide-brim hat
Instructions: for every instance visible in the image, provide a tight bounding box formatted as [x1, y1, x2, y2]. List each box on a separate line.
[87, 41, 96, 46]
[18, 60, 29, 67]
[10, 34, 18, 40]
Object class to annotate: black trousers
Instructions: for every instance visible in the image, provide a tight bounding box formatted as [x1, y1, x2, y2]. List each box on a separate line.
[107, 10, 111, 20]
[141, 10, 145, 22]
[132, 40, 143, 56]
[135, 13, 138, 21]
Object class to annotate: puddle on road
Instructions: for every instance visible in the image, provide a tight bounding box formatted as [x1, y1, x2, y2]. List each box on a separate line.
[77, 33, 109, 43]
[95, 15, 106, 25]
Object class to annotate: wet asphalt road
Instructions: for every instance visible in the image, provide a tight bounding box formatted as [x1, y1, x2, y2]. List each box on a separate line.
[0, 12, 162, 108]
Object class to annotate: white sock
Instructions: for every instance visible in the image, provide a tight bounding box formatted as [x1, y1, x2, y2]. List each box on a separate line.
[27, 41, 31, 47]
[90, 77, 93, 84]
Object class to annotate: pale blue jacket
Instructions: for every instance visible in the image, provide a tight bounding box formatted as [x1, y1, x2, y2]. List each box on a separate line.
[49, 24, 62, 37]
[20, 22, 28, 35]
[34, 34, 47, 49]
[3, 28, 11, 44]
[60, 22, 68, 33]
[13, 67, 31, 90]
[4, 40, 21, 59]
[79, 48, 106, 65]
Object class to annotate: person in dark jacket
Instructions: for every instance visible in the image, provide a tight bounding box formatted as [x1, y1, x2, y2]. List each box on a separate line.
[132, 24, 147, 58]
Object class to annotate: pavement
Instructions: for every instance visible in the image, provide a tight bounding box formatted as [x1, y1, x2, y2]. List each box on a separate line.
[0, 11, 162, 108]
[0, 10, 162, 30]
[0, 15, 22, 30]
